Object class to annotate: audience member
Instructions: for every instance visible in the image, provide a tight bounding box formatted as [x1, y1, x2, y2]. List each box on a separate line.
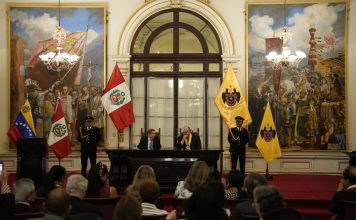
[126, 165, 156, 194]
[253, 185, 286, 219]
[13, 178, 38, 213]
[0, 170, 15, 220]
[174, 160, 209, 199]
[86, 162, 118, 198]
[330, 165, 356, 220]
[0, 169, 11, 193]
[38, 165, 66, 197]
[235, 172, 267, 220]
[112, 191, 142, 220]
[139, 180, 176, 220]
[223, 170, 247, 200]
[185, 181, 229, 220]
[336, 166, 351, 192]
[66, 174, 101, 217]
[28, 188, 71, 220]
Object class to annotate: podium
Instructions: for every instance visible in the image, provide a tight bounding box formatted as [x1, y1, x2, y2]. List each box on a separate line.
[17, 138, 47, 187]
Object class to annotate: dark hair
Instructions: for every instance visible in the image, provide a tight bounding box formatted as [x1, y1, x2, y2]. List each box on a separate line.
[138, 180, 160, 204]
[46, 188, 71, 217]
[112, 191, 142, 220]
[42, 165, 66, 196]
[343, 166, 350, 180]
[254, 186, 286, 218]
[86, 162, 109, 198]
[348, 166, 356, 185]
[244, 172, 267, 199]
[185, 181, 228, 220]
[227, 170, 244, 189]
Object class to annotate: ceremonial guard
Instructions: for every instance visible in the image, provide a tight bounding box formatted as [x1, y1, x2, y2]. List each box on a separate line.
[78, 116, 101, 177]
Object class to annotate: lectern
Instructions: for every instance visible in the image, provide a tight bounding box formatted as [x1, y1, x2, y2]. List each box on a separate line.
[17, 138, 47, 187]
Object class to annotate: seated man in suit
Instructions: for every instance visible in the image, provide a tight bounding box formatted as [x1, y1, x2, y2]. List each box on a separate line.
[176, 126, 201, 150]
[13, 178, 38, 213]
[137, 128, 162, 150]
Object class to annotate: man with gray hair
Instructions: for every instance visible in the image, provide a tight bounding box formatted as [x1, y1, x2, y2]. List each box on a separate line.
[253, 185, 286, 218]
[235, 172, 268, 220]
[13, 178, 38, 213]
[66, 174, 101, 217]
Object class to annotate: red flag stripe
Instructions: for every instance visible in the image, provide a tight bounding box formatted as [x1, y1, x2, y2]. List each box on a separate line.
[50, 136, 71, 160]
[109, 102, 135, 130]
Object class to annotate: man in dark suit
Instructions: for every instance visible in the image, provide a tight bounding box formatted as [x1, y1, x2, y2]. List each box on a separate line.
[137, 128, 162, 150]
[330, 166, 356, 220]
[228, 116, 249, 174]
[66, 175, 101, 218]
[176, 126, 201, 150]
[13, 178, 38, 213]
[235, 173, 267, 220]
[78, 116, 101, 177]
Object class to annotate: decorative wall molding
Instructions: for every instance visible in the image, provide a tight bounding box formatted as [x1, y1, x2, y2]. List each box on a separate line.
[1, 150, 348, 175]
[117, 0, 235, 57]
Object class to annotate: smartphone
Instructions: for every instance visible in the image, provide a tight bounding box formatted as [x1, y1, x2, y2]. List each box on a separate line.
[0, 161, 3, 174]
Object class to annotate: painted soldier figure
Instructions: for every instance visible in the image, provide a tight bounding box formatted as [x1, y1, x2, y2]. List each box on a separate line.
[77, 116, 101, 177]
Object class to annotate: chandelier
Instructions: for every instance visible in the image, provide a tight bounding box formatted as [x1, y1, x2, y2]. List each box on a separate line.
[265, 0, 306, 70]
[39, 0, 80, 72]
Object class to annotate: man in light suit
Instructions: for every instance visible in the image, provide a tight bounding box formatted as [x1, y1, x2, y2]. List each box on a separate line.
[176, 126, 201, 150]
[137, 128, 162, 150]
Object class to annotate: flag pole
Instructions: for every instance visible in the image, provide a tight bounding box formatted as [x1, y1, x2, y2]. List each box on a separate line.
[265, 162, 273, 180]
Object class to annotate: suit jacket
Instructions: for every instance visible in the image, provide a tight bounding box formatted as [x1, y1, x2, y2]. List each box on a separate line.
[235, 200, 258, 220]
[329, 187, 356, 220]
[69, 196, 102, 217]
[137, 135, 161, 150]
[228, 127, 249, 154]
[176, 132, 202, 150]
[77, 126, 101, 152]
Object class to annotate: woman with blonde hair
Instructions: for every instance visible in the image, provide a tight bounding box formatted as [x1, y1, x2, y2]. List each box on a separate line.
[126, 165, 156, 193]
[174, 160, 210, 199]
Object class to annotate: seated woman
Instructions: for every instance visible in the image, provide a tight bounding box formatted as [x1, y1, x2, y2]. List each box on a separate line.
[86, 162, 118, 198]
[223, 169, 247, 200]
[126, 165, 156, 194]
[112, 191, 142, 220]
[174, 160, 209, 199]
[37, 165, 66, 197]
[185, 181, 229, 220]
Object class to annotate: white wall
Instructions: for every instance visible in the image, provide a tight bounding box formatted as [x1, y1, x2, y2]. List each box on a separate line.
[0, 0, 355, 154]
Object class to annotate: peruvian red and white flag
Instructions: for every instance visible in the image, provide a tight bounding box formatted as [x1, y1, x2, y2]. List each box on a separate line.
[47, 102, 71, 160]
[101, 64, 135, 130]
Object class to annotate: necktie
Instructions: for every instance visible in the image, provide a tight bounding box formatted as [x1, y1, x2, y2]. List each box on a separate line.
[149, 139, 153, 150]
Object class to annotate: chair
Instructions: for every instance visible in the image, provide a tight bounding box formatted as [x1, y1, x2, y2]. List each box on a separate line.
[84, 197, 120, 220]
[141, 128, 161, 137]
[342, 200, 356, 220]
[224, 199, 249, 220]
[15, 212, 44, 220]
[142, 214, 167, 220]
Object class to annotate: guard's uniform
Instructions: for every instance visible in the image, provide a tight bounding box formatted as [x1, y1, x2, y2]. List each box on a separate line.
[78, 116, 101, 177]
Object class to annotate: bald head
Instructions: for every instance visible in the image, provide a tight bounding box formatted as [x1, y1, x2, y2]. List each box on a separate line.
[45, 188, 71, 217]
[182, 126, 191, 136]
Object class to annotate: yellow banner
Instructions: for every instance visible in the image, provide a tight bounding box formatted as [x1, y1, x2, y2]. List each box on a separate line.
[256, 101, 281, 162]
[214, 64, 252, 128]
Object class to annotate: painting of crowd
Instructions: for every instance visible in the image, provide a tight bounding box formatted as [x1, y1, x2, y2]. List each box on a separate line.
[25, 78, 104, 146]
